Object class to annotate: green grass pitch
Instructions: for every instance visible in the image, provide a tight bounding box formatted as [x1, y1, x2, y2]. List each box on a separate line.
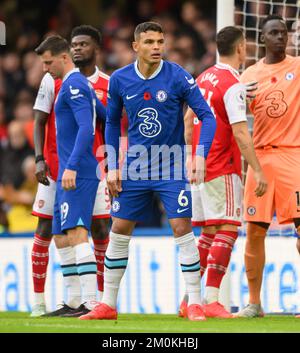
[0, 312, 300, 333]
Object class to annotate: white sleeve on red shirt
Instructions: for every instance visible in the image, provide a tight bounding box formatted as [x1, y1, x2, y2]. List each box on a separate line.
[33, 73, 55, 114]
[223, 82, 247, 125]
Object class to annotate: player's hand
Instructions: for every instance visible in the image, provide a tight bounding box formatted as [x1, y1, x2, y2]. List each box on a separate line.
[107, 169, 122, 197]
[245, 81, 258, 102]
[35, 160, 50, 186]
[62, 169, 77, 191]
[188, 155, 206, 185]
[253, 169, 268, 197]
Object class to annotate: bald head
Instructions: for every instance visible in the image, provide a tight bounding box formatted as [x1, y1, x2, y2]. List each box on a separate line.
[8, 121, 27, 149]
[260, 15, 288, 57]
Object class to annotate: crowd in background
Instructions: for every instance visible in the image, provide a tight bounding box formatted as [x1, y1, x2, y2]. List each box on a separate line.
[0, 0, 298, 233]
[0, 0, 217, 233]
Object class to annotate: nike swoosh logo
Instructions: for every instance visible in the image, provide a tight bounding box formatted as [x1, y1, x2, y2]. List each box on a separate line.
[185, 76, 195, 84]
[177, 207, 189, 213]
[126, 94, 138, 100]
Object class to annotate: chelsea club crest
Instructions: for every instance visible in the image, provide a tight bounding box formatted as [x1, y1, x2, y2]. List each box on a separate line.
[156, 90, 167, 102]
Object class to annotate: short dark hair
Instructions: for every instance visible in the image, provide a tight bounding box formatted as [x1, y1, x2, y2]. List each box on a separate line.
[35, 35, 70, 56]
[261, 14, 285, 30]
[134, 22, 163, 40]
[71, 25, 102, 47]
[216, 26, 244, 56]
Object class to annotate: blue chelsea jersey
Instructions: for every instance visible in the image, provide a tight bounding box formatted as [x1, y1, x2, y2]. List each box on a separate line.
[54, 69, 98, 180]
[106, 60, 215, 176]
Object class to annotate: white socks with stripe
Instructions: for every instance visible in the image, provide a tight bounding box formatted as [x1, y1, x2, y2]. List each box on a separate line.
[175, 232, 202, 306]
[102, 232, 131, 309]
[74, 242, 97, 309]
[204, 286, 219, 304]
[57, 246, 81, 309]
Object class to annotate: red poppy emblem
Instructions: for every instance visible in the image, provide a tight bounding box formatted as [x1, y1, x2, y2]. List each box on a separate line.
[144, 92, 151, 100]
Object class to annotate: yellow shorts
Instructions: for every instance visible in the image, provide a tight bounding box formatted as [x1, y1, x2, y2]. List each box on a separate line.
[244, 147, 300, 224]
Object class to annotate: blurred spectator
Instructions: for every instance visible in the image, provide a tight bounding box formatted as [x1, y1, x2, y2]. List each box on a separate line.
[181, 1, 203, 27]
[108, 37, 135, 71]
[2, 52, 26, 118]
[13, 102, 34, 123]
[166, 48, 186, 68]
[5, 155, 38, 233]
[0, 0, 217, 230]
[0, 121, 36, 233]
[134, 0, 155, 24]
[0, 120, 34, 189]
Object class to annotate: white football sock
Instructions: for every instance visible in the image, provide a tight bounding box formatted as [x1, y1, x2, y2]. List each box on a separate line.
[205, 286, 219, 304]
[98, 291, 103, 302]
[175, 232, 201, 306]
[33, 292, 45, 306]
[57, 246, 81, 308]
[74, 242, 97, 309]
[102, 232, 131, 309]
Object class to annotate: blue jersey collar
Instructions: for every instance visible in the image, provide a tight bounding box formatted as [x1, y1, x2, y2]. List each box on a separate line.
[63, 68, 80, 82]
[134, 60, 164, 80]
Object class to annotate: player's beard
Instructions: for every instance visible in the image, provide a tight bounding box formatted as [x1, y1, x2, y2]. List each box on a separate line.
[73, 56, 94, 68]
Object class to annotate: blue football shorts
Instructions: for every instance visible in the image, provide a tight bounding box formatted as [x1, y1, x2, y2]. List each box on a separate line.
[110, 179, 192, 221]
[52, 178, 98, 234]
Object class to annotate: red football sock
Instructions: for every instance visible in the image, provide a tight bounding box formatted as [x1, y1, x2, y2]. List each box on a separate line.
[92, 237, 109, 292]
[197, 233, 215, 277]
[31, 233, 51, 293]
[206, 230, 238, 288]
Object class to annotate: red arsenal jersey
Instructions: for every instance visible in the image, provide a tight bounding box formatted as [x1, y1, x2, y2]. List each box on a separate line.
[192, 63, 247, 181]
[88, 67, 109, 162]
[34, 68, 110, 181]
[34, 73, 61, 181]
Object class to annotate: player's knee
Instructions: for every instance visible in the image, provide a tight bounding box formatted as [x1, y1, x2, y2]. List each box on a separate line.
[53, 235, 70, 249]
[294, 218, 300, 231]
[247, 222, 268, 241]
[36, 218, 52, 239]
[111, 218, 135, 236]
[294, 219, 300, 254]
[91, 218, 110, 240]
[202, 225, 216, 234]
[217, 224, 237, 232]
[169, 218, 192, 237]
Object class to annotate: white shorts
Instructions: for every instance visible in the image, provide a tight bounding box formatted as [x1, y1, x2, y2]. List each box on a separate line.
[191, 173, 242, 226]
[32, 177, 111, 219]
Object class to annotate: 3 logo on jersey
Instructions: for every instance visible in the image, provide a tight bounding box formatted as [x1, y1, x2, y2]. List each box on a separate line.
[138, 108, 162, 138]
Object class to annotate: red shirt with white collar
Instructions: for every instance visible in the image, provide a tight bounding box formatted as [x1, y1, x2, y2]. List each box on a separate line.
[192, 63, 247, 181]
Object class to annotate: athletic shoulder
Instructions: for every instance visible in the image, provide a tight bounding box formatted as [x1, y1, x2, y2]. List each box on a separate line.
[164, 60, 190, 76]
[240, 60, 262, 82]
[98, 69, 110, 81]
[66, 70, 88, 85]
[41, 72, 55, 86]
[110, 63, 135, 81]
[285, 54, 300, 66]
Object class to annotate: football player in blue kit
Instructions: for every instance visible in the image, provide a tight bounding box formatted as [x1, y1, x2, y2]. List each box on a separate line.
[35, 35, 106, 315]
[80, 22, 216, 321]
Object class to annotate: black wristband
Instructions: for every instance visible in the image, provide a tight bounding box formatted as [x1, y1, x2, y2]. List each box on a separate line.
[35, 155, 45, 163]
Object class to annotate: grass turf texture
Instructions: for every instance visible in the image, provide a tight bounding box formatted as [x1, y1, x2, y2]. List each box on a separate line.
[0, 312, 300, 333]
